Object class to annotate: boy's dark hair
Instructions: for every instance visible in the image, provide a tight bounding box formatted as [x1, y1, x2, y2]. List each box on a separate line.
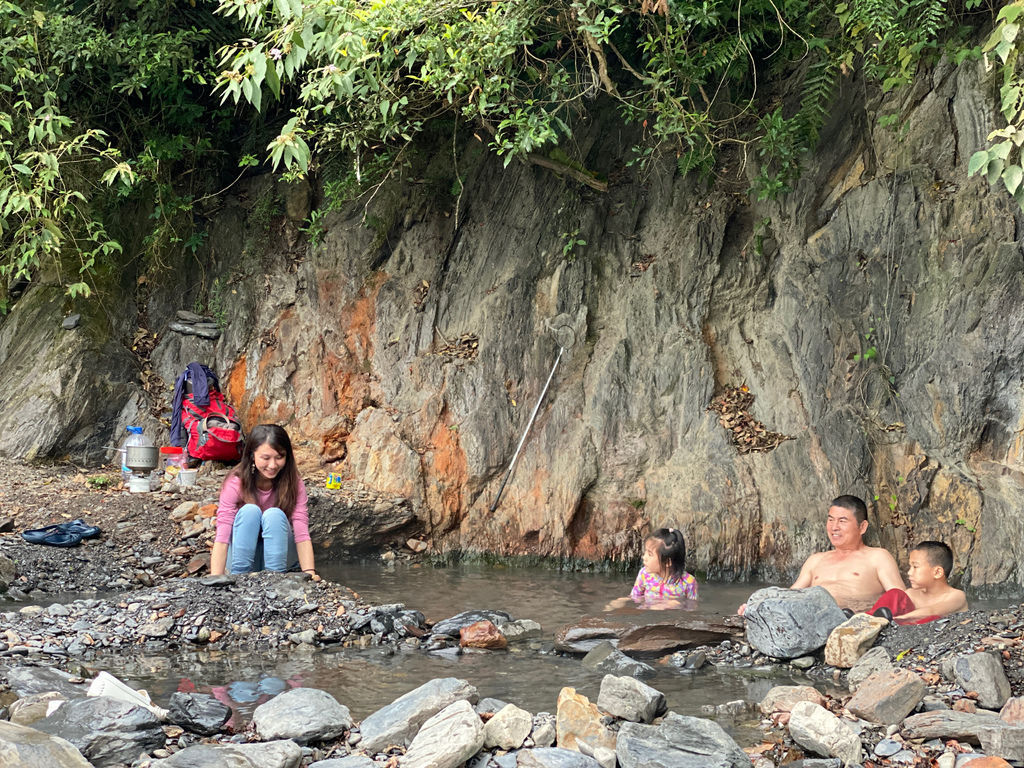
[914, 540, 954, 579]
[647, 528, 687, 582]
[831, 494, 868, 524]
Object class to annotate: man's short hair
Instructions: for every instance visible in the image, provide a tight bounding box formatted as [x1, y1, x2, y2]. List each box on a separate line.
[831, 494, 868, 524]
[913, 540, 954, 579]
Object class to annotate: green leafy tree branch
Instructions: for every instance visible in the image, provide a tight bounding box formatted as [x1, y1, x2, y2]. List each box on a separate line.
[214, 0, 979, 200]
[0, 0, 249, 305]
[968, 0, 1024, 209]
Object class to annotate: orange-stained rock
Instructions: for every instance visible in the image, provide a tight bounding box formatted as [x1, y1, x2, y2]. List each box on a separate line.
[953, 698, 978, 713]
[960, 758, 1011, 768]
[198, 504, 217, 518]
[422, 407, 468, 539]
[847, 669, 926, 725]
[225, 355, 248, 420]
[555, 687, 617, 753]
[459, 620, 507, 650]
[341, 408, 424, 507]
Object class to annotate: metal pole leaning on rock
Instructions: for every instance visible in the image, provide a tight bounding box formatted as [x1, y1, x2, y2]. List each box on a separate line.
[489, 319, 576, 513]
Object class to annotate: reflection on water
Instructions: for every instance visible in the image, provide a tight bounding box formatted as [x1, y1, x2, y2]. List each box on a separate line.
[92, 635, 814, 743]
[25, 559, 1019, 739]
[89, 561, 817, 740]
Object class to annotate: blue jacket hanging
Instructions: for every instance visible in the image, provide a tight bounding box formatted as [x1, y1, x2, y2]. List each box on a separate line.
[170, 362, 220, 446]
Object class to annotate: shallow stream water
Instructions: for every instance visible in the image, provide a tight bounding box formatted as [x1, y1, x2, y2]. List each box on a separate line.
[14, 560, 1016, 740]
[82, 562, 825, 740]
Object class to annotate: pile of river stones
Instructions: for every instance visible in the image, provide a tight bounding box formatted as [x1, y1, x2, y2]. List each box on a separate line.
[2, 577, 1024, 766]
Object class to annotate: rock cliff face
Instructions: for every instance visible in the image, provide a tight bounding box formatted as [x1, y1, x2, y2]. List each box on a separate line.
[1, 60, 1022, 588]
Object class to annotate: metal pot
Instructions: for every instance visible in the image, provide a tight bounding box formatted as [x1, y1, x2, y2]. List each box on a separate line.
[125, 444, 159, 472]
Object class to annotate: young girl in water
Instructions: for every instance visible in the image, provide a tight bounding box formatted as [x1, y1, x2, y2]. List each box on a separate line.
[605, 528, 697, 610]
[210, 424, 320, 581]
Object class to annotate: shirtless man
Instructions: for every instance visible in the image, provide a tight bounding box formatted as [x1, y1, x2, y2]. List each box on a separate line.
[789, 494, 905, 612]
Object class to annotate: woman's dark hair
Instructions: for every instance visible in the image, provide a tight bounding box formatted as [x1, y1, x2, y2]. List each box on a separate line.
[647, 527, 686, 582]
[230, 424, 300, 515]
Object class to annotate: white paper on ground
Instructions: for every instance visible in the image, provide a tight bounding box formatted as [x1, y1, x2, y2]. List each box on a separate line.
[87, 670, 168, 720]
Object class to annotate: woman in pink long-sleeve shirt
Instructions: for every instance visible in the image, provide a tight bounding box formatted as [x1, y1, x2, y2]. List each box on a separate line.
[210, 424, 320, 581]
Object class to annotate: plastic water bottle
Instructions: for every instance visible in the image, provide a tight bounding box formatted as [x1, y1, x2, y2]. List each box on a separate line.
[121, 426, 148, 482]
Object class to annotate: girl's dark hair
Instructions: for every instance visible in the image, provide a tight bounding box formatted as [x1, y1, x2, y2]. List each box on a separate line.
[647, 527, 687, 582]
[230, 424, 300, 515]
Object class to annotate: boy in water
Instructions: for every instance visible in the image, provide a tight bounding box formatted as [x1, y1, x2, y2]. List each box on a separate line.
[870, 540, 967, 624]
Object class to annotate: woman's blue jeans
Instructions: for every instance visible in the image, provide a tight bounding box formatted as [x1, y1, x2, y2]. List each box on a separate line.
[226, 504, 297, 574]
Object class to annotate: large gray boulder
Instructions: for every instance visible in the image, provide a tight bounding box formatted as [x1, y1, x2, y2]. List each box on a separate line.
[360, 677, 478, 753]
[0, 720, 91, 768]
[33, 696, 164, 768]
[402, 699, 485, 768]
[502, 619, 542, 643]
[596, 675, 665, 723]
[148, 739, 303, 768]
[616, 712, 749, 768]
[0, 283, 136, 463]
[943, 652, 1012, 710]
[743, 587, 847, 659]
[252, 688, 352, 743]
[167, 692, 231, 736]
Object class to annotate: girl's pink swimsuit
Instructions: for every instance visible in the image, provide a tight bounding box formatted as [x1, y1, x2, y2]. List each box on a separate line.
[630, 567, 698, 602]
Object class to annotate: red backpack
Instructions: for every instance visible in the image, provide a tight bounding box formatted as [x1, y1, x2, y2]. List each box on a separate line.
[182, 389, 243, 462]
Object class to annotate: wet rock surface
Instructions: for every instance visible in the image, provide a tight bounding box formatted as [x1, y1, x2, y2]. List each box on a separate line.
[252, 688, 352, 744]
[402, 699, 485, 768]
[0, 596, 1022, 767]
[595, 675, 665, 724]
[581, 641, 655, 679]
[166, 692, 231, 736]
[33, 696, 165, 767]
[616, 712, 750, 768]
[358, 677, 479, 753]
[744, 587, 847, 660]
[554, 615, 742, 655]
